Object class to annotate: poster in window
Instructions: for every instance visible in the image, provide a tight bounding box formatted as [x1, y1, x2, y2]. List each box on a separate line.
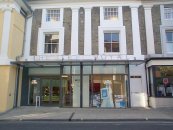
[101, 88, 108, 99]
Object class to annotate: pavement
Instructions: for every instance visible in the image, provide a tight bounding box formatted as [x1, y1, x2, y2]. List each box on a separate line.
[0, 106, 173, 121]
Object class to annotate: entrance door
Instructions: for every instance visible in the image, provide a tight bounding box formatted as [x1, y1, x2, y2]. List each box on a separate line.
[41, 79, 60, 106]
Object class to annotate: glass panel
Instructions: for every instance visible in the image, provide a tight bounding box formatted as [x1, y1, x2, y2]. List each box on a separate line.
[29, 78, 40, 105]
[83, 76, 90, 107]
[62, 76, 72, 107]
[166, 43, 173, 52]
[72, 66, 80, 74]
[41, 79, 50, 104]
[52, 44, 58, 53]
[154, 66, 173, 97]
[166, 32, 173, 42]
[45, 34, 51, 43]
[91, 74, 127, 108]
[29, 68, 60, 75]
[51, 79, 60, 104]
[112, 43, 119, 52]
[93, 65, 126, 74]
[104, 33, 111, 42]
[63, 66, 71, 74]
[83, 66, 92, 74]
[112, 33, 119, 42]
[72, 76, 81, 107]
[104, 43, 111, 52]
[44, 44, 51, 53]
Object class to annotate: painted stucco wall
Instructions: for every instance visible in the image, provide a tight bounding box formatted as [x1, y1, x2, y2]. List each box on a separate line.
[0, 10, 4, 52]
[0, 66, 16, 112]
[8, 10, 25, 59]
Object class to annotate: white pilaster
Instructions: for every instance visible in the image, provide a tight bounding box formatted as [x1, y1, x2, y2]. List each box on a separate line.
[130, 6, 141, 56]
[24, 17, 33, 59]
[144, 5, 155, 54]
[0, 7, 12, 59]
[84, 7, 92, 55]
[71, 7, 79, 55]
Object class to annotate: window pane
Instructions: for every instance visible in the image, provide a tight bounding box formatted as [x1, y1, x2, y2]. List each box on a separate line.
[112, 43, 119, 52]
[45, 34, 52, 43]
[104, 43, 111, 52]
[44, 44, 51, 53]
[104, 7, 118, 20]
[51, 34, 59, 43]
[104, 33, 111, 42]
[112, 33, 119, 42]
[46, 9, 60, 22]
[52, 44, 58, 53]
[166, 32, 173, 42]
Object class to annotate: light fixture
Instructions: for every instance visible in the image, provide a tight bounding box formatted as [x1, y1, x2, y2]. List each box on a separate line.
[31, 80, 38, 85]
[62, 75, 68, 78]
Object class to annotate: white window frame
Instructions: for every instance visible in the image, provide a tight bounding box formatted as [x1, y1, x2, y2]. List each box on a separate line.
[164, 7, 173, 20]
[44, 33, 59, 54]
[42, 8, 64, 28]
[98, 26, 127, 55]
[104, 7, 118, 20]
[165, 30, 173, 53]
[46, 9, 60, 22]
[104, 32, 120, 53]
[100, 6, 123, 27]
[37, 27, 64, 56]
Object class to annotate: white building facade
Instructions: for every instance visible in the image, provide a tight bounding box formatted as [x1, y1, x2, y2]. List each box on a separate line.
[14, 0, 173, 108]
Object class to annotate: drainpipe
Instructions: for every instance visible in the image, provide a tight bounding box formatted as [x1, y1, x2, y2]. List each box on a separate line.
[14, 65, 20, 108]
[145, 60, 150, 108]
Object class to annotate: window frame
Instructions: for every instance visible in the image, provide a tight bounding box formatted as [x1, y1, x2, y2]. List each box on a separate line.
[149, 66, 173, 98]
[104, 7, 118, 20]
[44, 33, 59, 54]
[164, 7, 173, 20]
[165, 30, 173, 53]
[104, 32, 120, 53]
[46, 9, 60, 22]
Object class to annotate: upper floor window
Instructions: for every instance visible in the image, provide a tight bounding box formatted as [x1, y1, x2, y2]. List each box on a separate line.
[104, 7, 118, 20]
[165, 30, 173, 53]
[44, 33, 59, 53]
[104, 32, 119, 52]
[164, 7, 173, 19]
[46, 9, 60, 22]
[166, 31, 173, 43]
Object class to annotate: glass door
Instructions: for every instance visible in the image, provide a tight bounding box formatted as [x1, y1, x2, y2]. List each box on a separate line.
[41, 79, 60, 106]
[41, 79, 51, 105]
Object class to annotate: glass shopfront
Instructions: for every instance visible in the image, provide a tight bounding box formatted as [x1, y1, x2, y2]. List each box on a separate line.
[28, 64, 128, 108]
[149, 66, 173, 97]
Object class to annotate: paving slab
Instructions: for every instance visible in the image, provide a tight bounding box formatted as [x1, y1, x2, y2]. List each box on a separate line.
[0, 107, 173, 121]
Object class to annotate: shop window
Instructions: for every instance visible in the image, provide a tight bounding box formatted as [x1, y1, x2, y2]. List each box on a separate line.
[104, 33, 119, 52]
[104, 7, 118, 20]
[153, 66, 173, 97]
[46, 9, 60, 22]
[44, 33, 59, 54]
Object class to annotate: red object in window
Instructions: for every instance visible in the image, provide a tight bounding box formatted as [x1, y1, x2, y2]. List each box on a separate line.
[163, 78, 169, 85]
[91, 83, 100, 93]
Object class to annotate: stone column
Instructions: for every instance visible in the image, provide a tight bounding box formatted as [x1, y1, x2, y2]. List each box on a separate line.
[130, 6, 141, 56]
[0, 7, 12, 58]
[71, 7, 79, 55]
[84, 7, 92, 55]
[144, 5, 155, 54]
